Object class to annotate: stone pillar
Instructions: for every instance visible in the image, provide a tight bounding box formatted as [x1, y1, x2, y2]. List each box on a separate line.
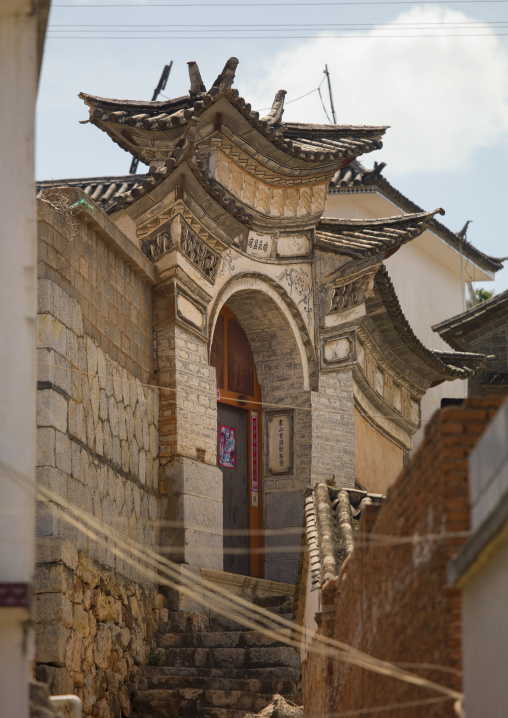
[310, 370, 355, 487]
[154, 280, 222, 571]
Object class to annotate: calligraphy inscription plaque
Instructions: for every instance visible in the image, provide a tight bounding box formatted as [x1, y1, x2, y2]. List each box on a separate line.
[268, 413, 292, 474]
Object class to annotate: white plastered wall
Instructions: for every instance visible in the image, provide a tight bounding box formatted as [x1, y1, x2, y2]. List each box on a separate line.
[324, 191, 485, 450]
[0, 3, 38, 717]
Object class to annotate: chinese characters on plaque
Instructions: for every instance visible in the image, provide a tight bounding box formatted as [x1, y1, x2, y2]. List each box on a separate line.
[268, 413, 292, 474]
[251, 412, 259, 506]
[246, 231, 272, 258]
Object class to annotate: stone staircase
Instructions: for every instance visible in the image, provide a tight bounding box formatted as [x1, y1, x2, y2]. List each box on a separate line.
[132, 592, 302, 718]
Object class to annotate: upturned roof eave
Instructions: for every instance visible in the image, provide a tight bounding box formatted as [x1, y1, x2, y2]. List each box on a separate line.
[329, 160, 503, 274]
[369, 266, 487, 382]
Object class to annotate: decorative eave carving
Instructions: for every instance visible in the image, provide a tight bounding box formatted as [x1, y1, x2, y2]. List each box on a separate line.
[141, 214, 221, 283]
[329, 270, 376, 314]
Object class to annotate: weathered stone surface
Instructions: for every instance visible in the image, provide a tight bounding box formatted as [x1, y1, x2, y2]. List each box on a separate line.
[35, 592, 74, 627]
[30, 680, 61, 718]
[38, 388, 68, 434]
[36, 623, 69, 666]
[242, 694, 303, 718]
[36, 536, 79, 571]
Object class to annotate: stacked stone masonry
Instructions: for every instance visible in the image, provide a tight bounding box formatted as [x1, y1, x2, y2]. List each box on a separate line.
[35, 536, 167, 718]
[37, 279, 161, 582]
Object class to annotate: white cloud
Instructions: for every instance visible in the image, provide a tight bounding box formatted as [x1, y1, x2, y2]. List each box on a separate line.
[240, 6, 508, 173]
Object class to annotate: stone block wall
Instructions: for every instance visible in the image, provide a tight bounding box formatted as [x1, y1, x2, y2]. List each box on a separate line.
[37, 279, 161, 584]
[310, 370, 355, 487]
[37, 195, 161, 585]
[303, 397, 504, 718]
[34, 537, 167, 718]
[156, 322, 217, 467]
[38, 194, 154, 381]
[36, 194, 169, 711]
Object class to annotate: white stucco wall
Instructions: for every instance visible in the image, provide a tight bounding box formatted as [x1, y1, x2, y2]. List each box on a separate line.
[324, 191, 482, 449]
[461, 401, 508, 718]
[0, 4, 38, 717]
[462, 539, 508, 718]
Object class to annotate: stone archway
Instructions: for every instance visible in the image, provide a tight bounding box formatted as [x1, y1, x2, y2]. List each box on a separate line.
[210, 278, 314, 583]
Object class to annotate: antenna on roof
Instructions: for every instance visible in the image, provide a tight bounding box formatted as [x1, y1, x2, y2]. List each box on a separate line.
[129, 61, 173, 175]
[324, 65, 337, 125]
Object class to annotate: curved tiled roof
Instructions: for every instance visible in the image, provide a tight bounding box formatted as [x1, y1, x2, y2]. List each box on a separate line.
[329, 159, 503, 274]
[316, 209, 445, 260]
[80, 57, 387, 169]
[369, 266, 488, 381]
[304, 483, 384, 589]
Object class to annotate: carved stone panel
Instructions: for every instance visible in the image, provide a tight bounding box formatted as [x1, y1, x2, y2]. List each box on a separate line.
[179, 223, 220, 281]
[142, 226, 175, 260]
[322, 330, 356, 369]
[330, 273, 375, 313]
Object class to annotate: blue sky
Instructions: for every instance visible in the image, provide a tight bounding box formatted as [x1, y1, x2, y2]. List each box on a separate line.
[38, 1, 508, 293]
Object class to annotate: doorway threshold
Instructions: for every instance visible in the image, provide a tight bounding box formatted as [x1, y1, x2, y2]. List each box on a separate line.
[200, 568, 294, 601]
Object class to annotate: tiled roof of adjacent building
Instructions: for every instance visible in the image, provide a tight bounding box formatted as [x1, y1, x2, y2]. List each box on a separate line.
[433, 289, 508, 351]
[37, 174, 144, 210]
[304, 483, 384, 589]
[329, 159, 503, 274]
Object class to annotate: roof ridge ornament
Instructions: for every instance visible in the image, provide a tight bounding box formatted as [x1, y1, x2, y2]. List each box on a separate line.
[211, 57, 239, 91]
[261, 89, 287, 125]
[187, 61, 206, 96]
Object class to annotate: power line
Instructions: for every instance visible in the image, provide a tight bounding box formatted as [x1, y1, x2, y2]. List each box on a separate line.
[51, 1, 508, 7]
[47, 21, 508, 27]
[46, 32, 508, 38]
[0, 454, 465, 710]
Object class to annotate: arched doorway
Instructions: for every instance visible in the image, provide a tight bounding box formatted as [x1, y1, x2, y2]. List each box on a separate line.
[211, 306, 263, 577]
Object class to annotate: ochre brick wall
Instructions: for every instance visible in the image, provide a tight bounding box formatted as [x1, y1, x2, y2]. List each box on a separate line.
[304, 397, 504, 718]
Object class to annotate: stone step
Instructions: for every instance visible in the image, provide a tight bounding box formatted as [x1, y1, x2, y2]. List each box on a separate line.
[154, 629, 291, 650]
[149, 645, 301, 671]
[141, 671, 299, 697]
[160, 609, 294, 635]
[135, 687, 278, 717]
[141, 665, 301, 683]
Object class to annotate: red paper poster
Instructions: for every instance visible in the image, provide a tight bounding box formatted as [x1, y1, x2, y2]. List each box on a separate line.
[251, 412, 259, 492]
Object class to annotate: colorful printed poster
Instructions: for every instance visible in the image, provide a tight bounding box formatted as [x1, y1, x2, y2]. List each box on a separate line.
[219, 425, 236, 468]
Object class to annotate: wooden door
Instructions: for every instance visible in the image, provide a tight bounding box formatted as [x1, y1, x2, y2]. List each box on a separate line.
[218, 403, 249, 575]
[211, 306, 263, 577]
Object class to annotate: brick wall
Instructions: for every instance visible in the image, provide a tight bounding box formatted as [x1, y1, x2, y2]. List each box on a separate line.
[303, 397, 504, 718]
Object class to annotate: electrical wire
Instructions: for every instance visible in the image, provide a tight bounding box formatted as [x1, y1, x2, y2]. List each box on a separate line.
[46, 33, 508, 39]
[0, 453, 465, 711]
[37, 359, 449, 426]
[50, 1, 508, 7]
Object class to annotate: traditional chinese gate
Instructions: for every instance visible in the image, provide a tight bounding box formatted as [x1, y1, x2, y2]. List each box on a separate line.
[211, 306, 263, 577]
